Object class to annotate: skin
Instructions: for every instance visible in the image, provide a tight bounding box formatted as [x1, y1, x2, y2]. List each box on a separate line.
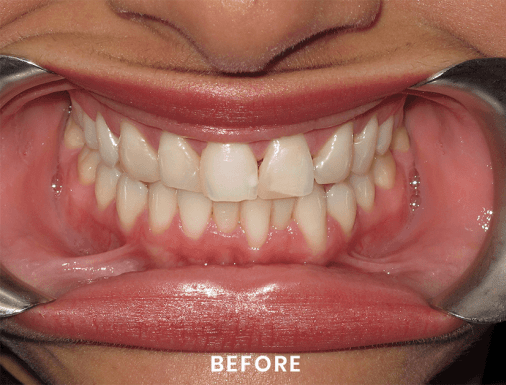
[1, 0, 505, 383]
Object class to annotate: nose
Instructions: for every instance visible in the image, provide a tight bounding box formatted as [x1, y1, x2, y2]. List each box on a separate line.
[108, 0, 380, 73]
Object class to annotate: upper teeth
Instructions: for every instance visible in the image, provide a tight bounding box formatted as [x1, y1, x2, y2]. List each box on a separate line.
[67, 99, 406, 253]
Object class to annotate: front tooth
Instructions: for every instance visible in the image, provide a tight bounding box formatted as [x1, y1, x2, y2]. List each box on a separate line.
[64, 116, 85, 149]
[313, 122, 353, 184]
[258, 134, 314, 199]
[349, 173, 375, 212]
[213, 202, 240, 233]
[83, 111, 99, 150]
[77, 145, 101, 185]
[293, 183, 327, 254]
[95, 163, 122, 211]
[119, 121, 160, 183]
[148, 181, 178, 235]
[240, 198, 272, 248]
[390, 126, 410, 152]
[116, 174, 148, 232]
[326, 182, 357, 236]
[177, 190, 212, 239]
[270, 198, 295, 230]
[159, 132, 201, 192]
[200, 143, 258, 202]
[376, 116, 394, 155]
[351, 115, 379, 175]
[96, 113, 119, 167]
[372, 150, 396, 190]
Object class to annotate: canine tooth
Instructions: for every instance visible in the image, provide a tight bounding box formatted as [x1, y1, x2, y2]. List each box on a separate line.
[391, 126, 410, 152]
[96, 113, 119, 167]
[116, 174, 148, 232]
[177, 190, 212, 239]
[159, 132, 201, 192]
[64, 116, 85, 149]
[293, 183, 327, 254]
[313, 122, 353, 184]
[373, 151, 396, 190]
[376, 116, 394, 155]
[240, 198, 272, 248]
[95, 163, 122, 211]
[271, 198, 295, 230]
[352, 115, 379, 175]
[200, 143, 258, 202]
[326, 182, 357, 236]
[119, 121, 160, 183]
[83, 111, 99, 150]
[213, 202, 240, 233]
[349, 173, 375, 212]
[258, 135, 314, 199]
[148, 182, 178, 235]
[77, 145, 101, 185]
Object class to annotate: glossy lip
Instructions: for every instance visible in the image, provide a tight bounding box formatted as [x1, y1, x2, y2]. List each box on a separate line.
[8, 62, 467, 352]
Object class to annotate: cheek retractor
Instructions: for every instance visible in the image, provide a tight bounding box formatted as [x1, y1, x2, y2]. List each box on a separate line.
[0, 55, 505, 322]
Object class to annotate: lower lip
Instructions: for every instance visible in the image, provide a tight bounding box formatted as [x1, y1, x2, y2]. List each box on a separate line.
[16, 264, 462, 352]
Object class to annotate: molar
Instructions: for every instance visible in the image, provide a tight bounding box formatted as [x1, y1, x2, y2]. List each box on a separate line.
[372, 150, 396, 190]
[391, 126, 411, 152]
[77, 145, 101, 185]
[352, 115, 379, 175]
[63, 116, 85, 150]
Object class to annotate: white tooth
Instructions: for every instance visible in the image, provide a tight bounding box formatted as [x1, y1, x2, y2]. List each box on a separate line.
[148, 181, 178, 235]
[352, 115, 379, 175]
[96, 113, 119, 167]
[349, 173, 375, 212]
[83, 111, 99, 150]
[177, 190, 212, 239]
[270, 198, 295, 230]
[293, 183, 327, 254]
[390, 126, 410, 152]
[200, 143, 258, 202]
[372, 151, 396, 190]
[77, 145, 101, 185]
[213, 202, 240, 233]
[119, 121, 160, 183]
[95, 163, 122, 211]
[376, 116, 394, 155]
[313, 122, 353, 184]
[159, 132, 201, 192]
[64, 116, 85, 149]
[240, 198, 272, 248]
[116, 174, 148, 232]
[326, 182, 357, 236]
[258, 134, 314, 199]
[70, 98, 85, 128]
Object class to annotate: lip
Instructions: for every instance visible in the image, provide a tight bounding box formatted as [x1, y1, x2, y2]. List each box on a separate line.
[4, 59, 491, 353]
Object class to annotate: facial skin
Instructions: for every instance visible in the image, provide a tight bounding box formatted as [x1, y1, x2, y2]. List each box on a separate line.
[1, 0, 505, 383]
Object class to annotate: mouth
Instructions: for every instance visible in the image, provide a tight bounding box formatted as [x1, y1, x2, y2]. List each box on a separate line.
[0, 62, 494, 353]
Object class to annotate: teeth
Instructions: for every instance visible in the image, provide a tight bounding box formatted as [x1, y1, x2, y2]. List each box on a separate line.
[82, 111, 99, 150]
[148, 181, 178, 235]
[116, 174, 148, 232]
[200, 142, 258, 202]
[391, 127, 410, 152]
[349, 173, 375, 212]
[96, 113, 119, 168]
[177, 190, 212, 239]
[376, 116, 394, 155]
[352, 115, 379, 175]
[270, 198, 296, 230]
[159, 132, 202, 192]
[240, 198, 272, 248]
[213, 202, 240, 233]
[77, 145, 101, 185]
[326, 182, 357, 236]
[372, 150, 396, 190]
[313, 122, 353, 184]
[119, 121, 160, 183]
[258, 134, 314, 199]
[64, 116, 85, 150]
[293, 183, 327, 254]
[95, 163, 122, 211]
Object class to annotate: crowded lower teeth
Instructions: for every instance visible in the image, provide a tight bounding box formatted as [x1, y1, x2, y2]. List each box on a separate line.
[66, 100, 408, 252]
